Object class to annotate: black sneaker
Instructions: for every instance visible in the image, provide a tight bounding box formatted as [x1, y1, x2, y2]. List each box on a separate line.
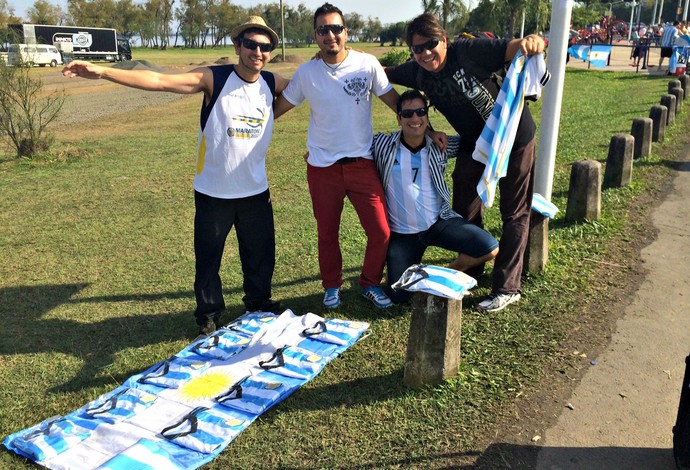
[195, 319, 217, 340]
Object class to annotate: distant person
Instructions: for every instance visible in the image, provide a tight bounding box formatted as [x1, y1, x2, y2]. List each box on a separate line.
[62, 16, 288, 337]
[385, 13, 546, 313]
[273, 2, 400, 310]
[659, 21, 680, 72]
[371, 90, 499, 303]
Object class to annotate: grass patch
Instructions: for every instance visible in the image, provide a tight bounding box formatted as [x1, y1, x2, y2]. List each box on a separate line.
[0, 49, 684, 468]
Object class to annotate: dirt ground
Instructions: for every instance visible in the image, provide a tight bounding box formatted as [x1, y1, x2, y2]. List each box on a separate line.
[40, 55, 689, 469]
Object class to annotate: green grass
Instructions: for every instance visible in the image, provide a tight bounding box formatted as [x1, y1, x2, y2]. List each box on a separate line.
[0, 49, 685, 468]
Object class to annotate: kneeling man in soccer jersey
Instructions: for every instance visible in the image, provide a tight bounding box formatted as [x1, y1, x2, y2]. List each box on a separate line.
[371, 90, 499, 303]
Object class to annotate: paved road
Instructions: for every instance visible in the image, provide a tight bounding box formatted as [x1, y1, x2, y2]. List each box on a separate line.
[535, 129, 690, 468]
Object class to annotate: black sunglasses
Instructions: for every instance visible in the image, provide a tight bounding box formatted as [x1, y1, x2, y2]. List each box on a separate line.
[410, 38, 440, 54]
[315, 24, 346, 36]
[240, 37, 274, 52]
[398, 107, 428, 118]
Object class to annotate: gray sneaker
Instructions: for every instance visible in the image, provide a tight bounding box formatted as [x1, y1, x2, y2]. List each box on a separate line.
[477, 292, 521, 313]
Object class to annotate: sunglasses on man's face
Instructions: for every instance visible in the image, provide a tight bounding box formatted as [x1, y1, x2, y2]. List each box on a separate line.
[398, 107, 428, 118]
[240, 37, 274, 52]
[410, 38, 440, 54]
[315, 24, 346, 36]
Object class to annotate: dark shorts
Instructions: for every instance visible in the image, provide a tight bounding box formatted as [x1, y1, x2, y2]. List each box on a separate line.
[662, 47, 674, 58]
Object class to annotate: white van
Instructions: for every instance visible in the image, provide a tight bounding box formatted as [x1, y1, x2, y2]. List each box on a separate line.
[7, 44, 63, 67]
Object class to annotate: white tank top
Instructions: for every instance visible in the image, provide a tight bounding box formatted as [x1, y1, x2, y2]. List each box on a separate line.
[194, 66, 275, 199]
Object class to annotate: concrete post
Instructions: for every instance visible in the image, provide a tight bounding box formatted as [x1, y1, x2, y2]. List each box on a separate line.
[404, 293, 462, 389]
[604, 134, 634, 188]
[649, 105, 668, 143]
[670, 87, 684, 114]
[565, 159, 601, 222]
[526, 212, 549, 274]
[679, 74, 690, 97]
[668, 79, 682, 95]
[661, 94, 676, 125]
[630, 118, 653, 159]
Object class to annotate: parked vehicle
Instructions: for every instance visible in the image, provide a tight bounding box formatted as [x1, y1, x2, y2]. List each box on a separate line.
[7, 43, 63, 67]
[8, 24, 131, 62]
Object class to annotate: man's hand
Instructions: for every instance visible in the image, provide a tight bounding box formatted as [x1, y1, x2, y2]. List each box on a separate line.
[518, 34, 546, 56]
[62, 60, 105, 79]
[428, 130, 448, 152]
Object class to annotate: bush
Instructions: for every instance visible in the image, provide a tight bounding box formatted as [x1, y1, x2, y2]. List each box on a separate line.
[0, 60, 64, 158]
[379, 48, 412, 67]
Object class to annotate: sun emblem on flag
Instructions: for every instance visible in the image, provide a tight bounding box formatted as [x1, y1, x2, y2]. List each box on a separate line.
[178, 370, 237, 403]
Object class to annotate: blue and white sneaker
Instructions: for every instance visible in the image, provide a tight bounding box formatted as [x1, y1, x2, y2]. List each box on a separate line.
[323, 287, 341, 309]
[361, 286, 393, 309]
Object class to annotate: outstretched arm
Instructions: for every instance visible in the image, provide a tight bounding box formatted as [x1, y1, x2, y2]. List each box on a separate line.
[62, 60, 212, 97]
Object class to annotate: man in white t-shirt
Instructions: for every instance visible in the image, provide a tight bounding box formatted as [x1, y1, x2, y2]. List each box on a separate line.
[274, 2, 400, 309]
[63, 17, 289, 338]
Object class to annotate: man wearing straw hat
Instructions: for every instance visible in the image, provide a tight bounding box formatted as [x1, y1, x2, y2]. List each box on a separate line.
[62, 16, 289, 338]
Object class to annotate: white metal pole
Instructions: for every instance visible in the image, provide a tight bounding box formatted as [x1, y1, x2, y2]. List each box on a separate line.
[520, 9, 526, 38]
[683, 0, 689, 21]
[628, 2, 636, 42]
[659, 0, 665, 23]
[535, 0, 573, 200]
[280, 0, 285, 61]
[652, 0, 659, 24]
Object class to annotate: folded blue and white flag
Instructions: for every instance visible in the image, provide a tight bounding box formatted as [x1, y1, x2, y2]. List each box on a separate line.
[392, 264, 476, 300]
[531, 193, 559, 218]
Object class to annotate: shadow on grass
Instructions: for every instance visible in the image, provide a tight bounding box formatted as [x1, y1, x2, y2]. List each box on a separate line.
[0, 270, 407, 393]
[0, 283, 197, 393]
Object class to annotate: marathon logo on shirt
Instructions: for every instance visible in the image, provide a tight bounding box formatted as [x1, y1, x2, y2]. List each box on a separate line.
[452, 69, 495, 122]
[343, 76, 369, 104]
[227, 108, 267, 138]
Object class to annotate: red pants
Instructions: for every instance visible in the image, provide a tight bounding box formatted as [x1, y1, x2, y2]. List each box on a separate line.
[307, 159, 390, 289]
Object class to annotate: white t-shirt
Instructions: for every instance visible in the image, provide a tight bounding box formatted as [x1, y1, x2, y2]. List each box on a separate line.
[194, 67, 274, 199]
[281, 50, 393, 167]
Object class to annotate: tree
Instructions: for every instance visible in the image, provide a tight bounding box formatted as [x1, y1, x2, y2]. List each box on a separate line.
[380, 21, 406, 46]
[0, 59, 64, 157]
[27, 0, 64, 25]
[422, 0, 441, 16]
[344, 12, 364, 40]
[361, 16, 382, 42]
[1, 0, 22, 30]
[207, 0, 241, 47]
[68, 0, 120, 28]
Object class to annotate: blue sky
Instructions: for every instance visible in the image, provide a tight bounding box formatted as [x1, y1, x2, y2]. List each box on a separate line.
[9, 0, 426, 25]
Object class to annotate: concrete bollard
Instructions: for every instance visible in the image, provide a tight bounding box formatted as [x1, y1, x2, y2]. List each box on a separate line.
[649, 105, 667, 143]
[670, 87, 684, 114]
[565, 159, 601, 222]
[661, 94, 676, 125]
[679, 74, 690, 97]
[404, 292, 462, 389]
[526, 211, 548, 274]
[630, 118, 652, 159]
[668, 79, 682, 95]
[604, 134, 634, 188]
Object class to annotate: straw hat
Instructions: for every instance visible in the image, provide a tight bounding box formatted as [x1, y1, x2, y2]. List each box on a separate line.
[230, 16, 279, 48]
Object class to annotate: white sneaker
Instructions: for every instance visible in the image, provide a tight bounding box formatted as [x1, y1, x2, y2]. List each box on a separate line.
[477, 292, 521, 313]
